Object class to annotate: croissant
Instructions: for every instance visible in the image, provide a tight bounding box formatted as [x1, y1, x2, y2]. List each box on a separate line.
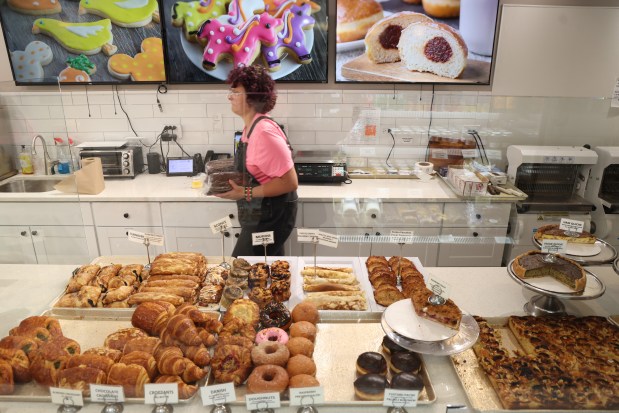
[154, 346, 186, 376]
[155, 375, 197, 399]
[0, 335, 38, 359]
[120, 351, 158, 380]
[165, 314, 202, 346]
[123, 337, 161, 355]
[0, 347, 30, 383]
[197, 328, 218, 347]
[0, 360, 14, 395]
[181, 358, 206, 382]
[131, 302, 171, 336]
[104, 328, 148, 351]
[107, 363, 150, 398]
[57, 366, 106, 396]
[159, 331, 210, 367]
[15, 316, 63, 337]
[83, 347, 122, 363]
[67, 353, 114, 375]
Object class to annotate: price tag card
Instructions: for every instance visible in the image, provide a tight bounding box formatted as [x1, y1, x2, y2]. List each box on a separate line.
[612, 78, 619, 108]
[541, 239, 567, 254]
[210, 216, 233, 234]
[427, 276, 451, 300]
[559, 218, 584, 233]
[383, 389, 419, 407]
[461, 149, 478, 158]
[144, 232, 164, 246]
[289, 386, 324, 406]
[144, 383, 178, 405]
[446, 406, 472, 413]
[432, 149, 448, 159]
[252, 231, 274, 246]
[297, 228, 320, 243]
[127, 230, 164, 246]
[389, 230, 415, 244]
[318, 231, 339, 248]
[90, 384, 125, 403]
[245, 392, 281, 410]
[50, 388, 84, 407]
[200, 382, 236, 406]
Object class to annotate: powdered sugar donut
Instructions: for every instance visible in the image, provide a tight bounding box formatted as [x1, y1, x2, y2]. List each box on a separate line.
[11, 41, 53, 82]
[7, 0, 61, 15]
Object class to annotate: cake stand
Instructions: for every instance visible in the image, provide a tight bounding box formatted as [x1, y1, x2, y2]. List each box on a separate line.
[380, 299, 479, 356]
[613, 257, 619, 275]
[532, 236, 617, 265]
[506, 258, 606, 316]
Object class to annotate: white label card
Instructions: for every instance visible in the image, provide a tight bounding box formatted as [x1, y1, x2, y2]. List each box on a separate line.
[200, 382, 236, 406]
[252, 231, 274, 246]
[289, 386, 325, 406]
[210, 216, 233, 234]
[427, 276, 451, 300]
[559, 218, 584, 233]
[541, 239, 567, 254]
[461, 149, 478, 158]
[245, 392, 281, 410]
[90, 384, 125, 403]
[318, 231, 339, 248]
[432, 149, 448, 159]
[389, 230, 415, 244]
[297, 228, 320, 243]
[126, 230, 164, 246]
[144, 232, 164, 246]
[144, 383, 178, 405]
[612, 78, 619, 108]
[50, 388, 84, 407]
[383, 389, 419, 407]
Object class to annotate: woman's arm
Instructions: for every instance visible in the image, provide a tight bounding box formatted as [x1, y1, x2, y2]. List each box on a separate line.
[215, 167, 298, 201]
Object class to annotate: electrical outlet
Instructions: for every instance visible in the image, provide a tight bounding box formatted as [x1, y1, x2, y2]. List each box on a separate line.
[161, 125, 177, 142]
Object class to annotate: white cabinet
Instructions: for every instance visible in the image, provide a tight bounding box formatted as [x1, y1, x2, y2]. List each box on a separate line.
[443, 202, 511, 227]
[96, 226, 166, 256]
[438, 227, 507, 267]
[164, 227, 240, 257]
[368, 227, 441, 267]
[161, 202, 239, 227]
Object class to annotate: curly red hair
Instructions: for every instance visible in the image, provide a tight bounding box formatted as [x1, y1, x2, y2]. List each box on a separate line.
[226, 65, 277, 113]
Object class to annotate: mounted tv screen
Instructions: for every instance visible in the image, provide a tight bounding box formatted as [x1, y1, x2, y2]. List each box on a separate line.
[0, 0, 166, 85]
[335, 0, 499, 84]
[161, 0, 327, 83]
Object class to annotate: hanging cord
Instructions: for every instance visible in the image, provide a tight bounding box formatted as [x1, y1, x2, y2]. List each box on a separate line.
[156, 84, 167, 112]
[424, 84, 436, 162]
[114, 85, 138, 137]
[174, 139, 192, 157]
[112, 85, 117, 115]
[392, 84, 396, 100]
[85, 84, 91, 117]
[386, 128, 396, 167]
[467, 129, 490, 166]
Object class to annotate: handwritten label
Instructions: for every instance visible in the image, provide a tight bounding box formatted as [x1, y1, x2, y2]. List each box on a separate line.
[318, 231, 339, 248]
[200, 383, 236, 406]
[461, 149, 478, 158]
[144, 383, 178, 405]
[383, 389, 419, 407]
[90, 384, 124, 403]
[289, 386, 325, 406]
[50, 388, 84, 407]
[541, 239, 567, 254]
[210, 216, 232, 234]
[389, 230, 415, 244]
[431, 149, 448, 159]
[559, 218, 584, 234]
[427, 276, 451, 300]
[245, 392, 281, 410]
[127, 230, 164, 246]
[252, 231, 274, 246]
[297, 228, 320, 243]
[612, 78, 619, 108]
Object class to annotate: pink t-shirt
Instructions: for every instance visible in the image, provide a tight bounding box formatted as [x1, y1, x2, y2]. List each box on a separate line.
[241, 114, 293, 184]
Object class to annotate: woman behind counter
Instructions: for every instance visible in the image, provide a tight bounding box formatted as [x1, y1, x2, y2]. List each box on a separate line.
[216, 65, 298, 256]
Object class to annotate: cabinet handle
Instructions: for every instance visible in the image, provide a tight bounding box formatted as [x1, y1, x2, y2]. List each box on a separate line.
[224, 231, 230, 237]
[234, 233, 240, 239]
[364, 233, 369, 237]
[371, 213, 377, 219]
[228, 214, 234, 219]
[375, 232, 381, 236]
[126, 231, 129, 236]
[123, 213, 129, 218]
[476, 214, 481, 219]
[473, 232, 479, 237]
[31, 230, 38, 236]
[21, 231, 27, 236]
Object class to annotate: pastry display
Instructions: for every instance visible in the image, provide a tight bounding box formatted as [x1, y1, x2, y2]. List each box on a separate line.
[512, 250, 586, 291]
[534, 224, 596, 244]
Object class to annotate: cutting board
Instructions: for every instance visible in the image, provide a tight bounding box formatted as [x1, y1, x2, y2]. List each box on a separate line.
[341, 54, 491, 83]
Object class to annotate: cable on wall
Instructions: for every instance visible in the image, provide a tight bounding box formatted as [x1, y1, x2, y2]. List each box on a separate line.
[156, 84, 167, 112]
[386, 128, 396, 167]
[114, 85, 138, 137]
[424, 84, 436, 162]
[85, 84, 91, 117]
[112, 85, 117, 115]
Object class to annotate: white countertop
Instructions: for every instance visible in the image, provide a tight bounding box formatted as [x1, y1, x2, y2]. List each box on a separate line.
[0, 263, 617, 413]
[0, 173, 516, 203]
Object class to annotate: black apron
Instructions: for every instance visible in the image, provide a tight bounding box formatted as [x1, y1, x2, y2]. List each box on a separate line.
[232, 116, 298, 257]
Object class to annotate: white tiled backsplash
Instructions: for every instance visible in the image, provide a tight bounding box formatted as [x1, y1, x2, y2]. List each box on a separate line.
[1, 88, 618, 171]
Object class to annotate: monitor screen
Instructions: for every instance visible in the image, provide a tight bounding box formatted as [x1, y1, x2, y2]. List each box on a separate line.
[0, 0, 166, 85]
[161, 0, 328, 83]
[167, 157, 194, 175]
[335, 0, 499, 85]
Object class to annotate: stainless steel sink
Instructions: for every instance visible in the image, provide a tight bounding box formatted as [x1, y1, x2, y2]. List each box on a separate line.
[0, 177, 62, 193]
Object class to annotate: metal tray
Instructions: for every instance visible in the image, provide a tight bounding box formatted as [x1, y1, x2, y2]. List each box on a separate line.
[0, 310, 219, 403]
[217, 313, 436, 406]
[532, 236, 618, 265]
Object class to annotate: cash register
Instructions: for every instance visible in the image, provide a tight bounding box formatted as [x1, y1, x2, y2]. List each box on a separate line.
[293, 150, 347, 183]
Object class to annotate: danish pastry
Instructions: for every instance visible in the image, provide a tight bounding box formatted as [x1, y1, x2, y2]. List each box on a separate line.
[211, 344, 252, 386]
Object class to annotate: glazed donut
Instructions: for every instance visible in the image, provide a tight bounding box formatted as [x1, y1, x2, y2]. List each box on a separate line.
[260, 302, 292, 330]
[251, 342, 290, 367]
[246, 364, 289, 394]
[255, 327, 289, 345]
[286, 337, 314, 358]
[422, 0, 460, 18]
[289, 374, 320, 388]
[289, 321, 317, 343]
[286, 354, 316, 377]
[291, 302, 319, 325]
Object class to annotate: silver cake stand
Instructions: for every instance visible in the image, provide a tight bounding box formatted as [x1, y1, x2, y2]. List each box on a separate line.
[532, 236, 617, 265]
[613, 257, 619, 275]
[506, 258, 606, 316]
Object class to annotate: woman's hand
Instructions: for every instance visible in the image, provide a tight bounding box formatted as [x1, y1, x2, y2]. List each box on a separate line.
[214, 180, 245, 200]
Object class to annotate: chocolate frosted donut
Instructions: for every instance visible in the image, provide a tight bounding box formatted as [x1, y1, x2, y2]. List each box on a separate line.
[353, 373, 388, 401]
[388, 351, 422, 374]
[390, 372, 424, 391]
[381, 335, 404, 355]
[356, 351, 387, 375]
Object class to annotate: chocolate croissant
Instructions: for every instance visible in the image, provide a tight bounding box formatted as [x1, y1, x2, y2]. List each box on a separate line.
[13, 316, 63, 338]
[120, 351, 157, 380]
[57, 366, 106, 396]
[0, 347, 30, 383]
[107, 363, 150, 397]
[104, 328, 148, 351]
[67, 353, 114, 375]
[123, 337, 161, 355]
[83, 347, 122, 363]
[0, 335, 38, 359]
[66, 265, 100, 293]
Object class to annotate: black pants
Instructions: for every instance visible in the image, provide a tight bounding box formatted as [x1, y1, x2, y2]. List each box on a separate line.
[232, 192, 298, 257]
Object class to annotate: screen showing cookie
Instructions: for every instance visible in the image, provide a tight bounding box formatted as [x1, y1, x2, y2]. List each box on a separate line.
[335, 0, 499, 85]
[161, 0, 328, 83]
[0, 0, 166, 85]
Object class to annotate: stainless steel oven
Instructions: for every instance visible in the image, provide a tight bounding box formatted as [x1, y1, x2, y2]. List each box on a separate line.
[79, 146, 144, 178]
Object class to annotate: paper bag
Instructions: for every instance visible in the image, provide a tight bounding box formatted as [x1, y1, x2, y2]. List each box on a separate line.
[54, 157, 105, 195]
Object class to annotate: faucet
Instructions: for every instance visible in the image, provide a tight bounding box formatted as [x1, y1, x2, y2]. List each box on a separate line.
[31, 135, 59, 175]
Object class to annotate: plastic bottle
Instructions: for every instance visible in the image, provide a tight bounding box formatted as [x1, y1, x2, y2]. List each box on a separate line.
[19, 145, 33, 174]
[54, 137, 71, 174]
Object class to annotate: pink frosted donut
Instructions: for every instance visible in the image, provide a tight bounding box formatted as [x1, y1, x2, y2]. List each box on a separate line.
[255, 327, 289, 345]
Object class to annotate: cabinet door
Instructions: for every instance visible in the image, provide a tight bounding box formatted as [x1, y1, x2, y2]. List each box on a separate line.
[438, 227, 507, 266]
[164, 227, 237, 257]
[162, 202, 240, 227]
[443, 202, 511, 227]
[0, 226, 37, 264]
[31, 226, 96, 264]
[92, 202, 162, 227]
[301, 227, 373, 257]
[369, 227, 440, 267]
[96, 226, 165, 256]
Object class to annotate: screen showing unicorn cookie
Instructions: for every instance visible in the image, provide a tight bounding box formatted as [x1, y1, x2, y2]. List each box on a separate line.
[0, 0, 167, 84]
[161, 0, 328, 83]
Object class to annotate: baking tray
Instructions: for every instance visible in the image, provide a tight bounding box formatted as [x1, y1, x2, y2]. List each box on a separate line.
[295, 256, 375, 312]
[0, 310, 218, 403]
[217, 313, 436, 406]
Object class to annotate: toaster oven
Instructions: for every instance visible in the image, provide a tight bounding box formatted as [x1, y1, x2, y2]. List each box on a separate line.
[79, 145, 144, 178]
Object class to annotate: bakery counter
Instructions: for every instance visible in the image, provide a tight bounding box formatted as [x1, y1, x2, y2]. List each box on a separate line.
[1, 264, 618, 413]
